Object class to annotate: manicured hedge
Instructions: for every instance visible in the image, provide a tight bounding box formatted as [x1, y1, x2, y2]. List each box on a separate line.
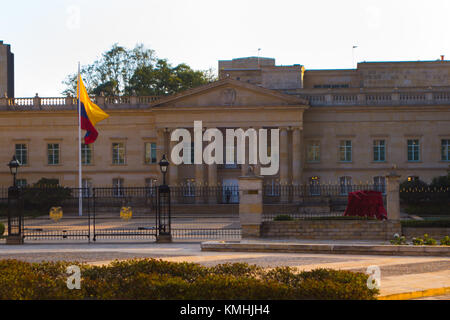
[402, 220, 450, 228]
[0, 259, 378, 300]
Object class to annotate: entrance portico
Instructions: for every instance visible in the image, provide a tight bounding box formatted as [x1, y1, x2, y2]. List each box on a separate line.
[151, 78, 309, 187]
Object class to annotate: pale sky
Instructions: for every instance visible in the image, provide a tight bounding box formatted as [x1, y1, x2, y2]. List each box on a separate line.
[2, 0, 450, 97]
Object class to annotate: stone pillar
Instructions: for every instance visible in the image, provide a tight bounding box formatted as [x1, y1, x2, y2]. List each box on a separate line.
[279, 127, 289, 202]
[195, 164, 205, 203]
[156, 128, 166, 184]
[208, 163, 218, 204]
[292, 127, 302, 185]
[241, 127, 249, 176]
[279, 127, 289, 183]
[386, 171, 401, 221]
[168, 129, 178, 187]
[33, 93, 41, 109]
[239, 174, 263, 238]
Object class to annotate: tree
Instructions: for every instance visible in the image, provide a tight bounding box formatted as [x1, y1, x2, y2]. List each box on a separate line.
[62, 44, 216, 97]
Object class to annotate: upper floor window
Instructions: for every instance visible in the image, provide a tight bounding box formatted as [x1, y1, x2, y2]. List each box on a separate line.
[112, 142, 125, 164]
[339, 140, 352, 162]
[15, 144, 28, 166]
[81, 143, 92, 165]
[441, 139, 450, 161]
[407, 139, 420, 162]
[144, 142, 157, 164]
[47, 143, 60, 165]
[307, 141, 320, 162]
[373, 140, 386, 162]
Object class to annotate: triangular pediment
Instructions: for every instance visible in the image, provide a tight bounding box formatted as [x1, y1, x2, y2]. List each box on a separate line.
[150, 78, 309, 108]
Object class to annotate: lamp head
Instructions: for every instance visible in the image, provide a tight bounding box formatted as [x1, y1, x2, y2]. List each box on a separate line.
[159, 154, 169, 174]
[7, 155, 21, 175]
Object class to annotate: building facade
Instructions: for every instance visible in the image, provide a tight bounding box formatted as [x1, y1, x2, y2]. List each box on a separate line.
[0, 55, 449, 190]
[0, 41, 14, 98]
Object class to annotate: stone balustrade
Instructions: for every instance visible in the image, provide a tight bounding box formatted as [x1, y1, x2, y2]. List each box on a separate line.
[1, 87, 449, 111]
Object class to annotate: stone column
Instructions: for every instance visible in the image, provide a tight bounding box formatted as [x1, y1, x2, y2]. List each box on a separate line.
[292, 127, 302, 185]
[156, 128, 166, 184]
[168, 129, 178, 187]
[239, 174, 263, 238]
[241, 127, 249, 176]
[279, 127, 289, 183]
[208, 163, 218, 204]
[195, 164, 205, 203]
[386, 171, 401, 220]
[279, 127, 289, 202]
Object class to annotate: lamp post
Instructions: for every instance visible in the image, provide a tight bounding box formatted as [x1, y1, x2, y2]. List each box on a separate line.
[158, 154, 169, 185]
[7, 155, 21, 187]
[6, 155, 23, 244]
[156, 154, 172, 242]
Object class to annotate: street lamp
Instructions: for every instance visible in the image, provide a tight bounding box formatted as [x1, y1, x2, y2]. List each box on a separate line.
[156, 154, 171, 243]
[7, 155, 21, 187]
[158, 154, 169, 185]
[6, 155, 23, 244]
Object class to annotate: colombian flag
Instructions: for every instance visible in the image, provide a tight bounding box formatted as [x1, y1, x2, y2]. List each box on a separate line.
[77, 76, 109, 144]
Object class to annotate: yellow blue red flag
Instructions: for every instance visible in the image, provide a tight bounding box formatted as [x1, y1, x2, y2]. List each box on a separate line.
[77, 76, 109, 144]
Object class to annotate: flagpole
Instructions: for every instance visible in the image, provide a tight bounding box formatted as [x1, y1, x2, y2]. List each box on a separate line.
[78, 62, 83, 217]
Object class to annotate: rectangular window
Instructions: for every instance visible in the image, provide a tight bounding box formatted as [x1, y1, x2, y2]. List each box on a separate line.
[15, 144, 28, 165]
[112, 178, 124, 197]
[47, 143, 60, 165]
[441, 139, 450, 161]
[373, 176, 386, 194]
[373, 140, 386, 162]
[307, 141, 320, 162]
[112, 143, 125, 164]
[339, 140, 352, 162]
[82, 178, 92, 197]
[309, 176, 321, 196]
[144, 142, 157, 164]
[407, 140, 420, 162]
[339, 176, 352, 195]
[81, 144, 92, 165]
[183, 179, 196, 197]
[16, 179, 27, 188]
[145, 178, 157, 196]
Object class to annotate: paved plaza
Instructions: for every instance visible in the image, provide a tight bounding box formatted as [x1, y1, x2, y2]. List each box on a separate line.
[0, 240, 449, 299]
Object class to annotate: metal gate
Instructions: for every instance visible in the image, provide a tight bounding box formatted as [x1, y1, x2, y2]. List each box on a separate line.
[4, 186, 241, 242]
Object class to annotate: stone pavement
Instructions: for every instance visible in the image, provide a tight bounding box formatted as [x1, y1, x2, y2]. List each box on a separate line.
[0, 240, 449, 299]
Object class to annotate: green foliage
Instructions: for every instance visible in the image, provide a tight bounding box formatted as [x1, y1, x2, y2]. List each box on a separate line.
[0, 223, 4, 236]
[273, 214, 294, 221]
[440, 236, 450, 246]
[21, 178, 72, 215]
[390, 233, 407, 245]
[0, 259, 378, 300]
[404, 204, 450, 216]
[401, 220, 450, 228]
[412, 234, 437, 246]
[62, 43, 216, 97]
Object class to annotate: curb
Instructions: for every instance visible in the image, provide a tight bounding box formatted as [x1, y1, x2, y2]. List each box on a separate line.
[200, 242, 450, 256]
[378, 287, 450, 300]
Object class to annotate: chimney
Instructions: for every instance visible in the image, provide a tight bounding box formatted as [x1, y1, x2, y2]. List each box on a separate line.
[441, 55, 445, 61]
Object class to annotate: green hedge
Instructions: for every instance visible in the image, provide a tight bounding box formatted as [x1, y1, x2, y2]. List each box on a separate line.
[0, 259, 378, 300]
[402, 220, 450, 228]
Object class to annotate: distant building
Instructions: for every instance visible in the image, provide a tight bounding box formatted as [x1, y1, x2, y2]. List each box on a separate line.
[0, 49, 449, 191]
[0, 41, 14, 98]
